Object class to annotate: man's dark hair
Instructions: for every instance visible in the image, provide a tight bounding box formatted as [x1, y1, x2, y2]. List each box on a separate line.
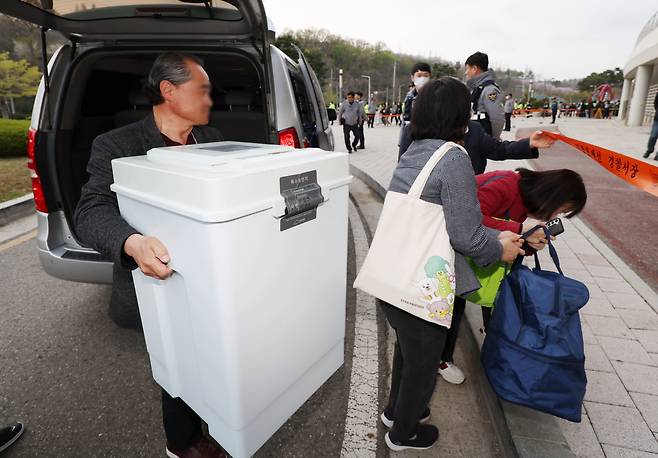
[411, 62, 432, 75]
[355, 91, 363, 97]
[145, 52, 204, 105]
[465, 52, 489, 71]
[517, 168, 587, 220]
[409, 77, 471, 143]
[347, 91, 355, 97]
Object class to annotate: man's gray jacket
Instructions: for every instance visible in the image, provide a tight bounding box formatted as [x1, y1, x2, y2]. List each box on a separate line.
[468, 70, 505, 139]
[337, 100, 367, 126]
[74, 112, 222, 326]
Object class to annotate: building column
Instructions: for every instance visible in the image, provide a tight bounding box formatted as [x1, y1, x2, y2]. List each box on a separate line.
[628, 64, 651, 126]
[618, 78, 632, 121]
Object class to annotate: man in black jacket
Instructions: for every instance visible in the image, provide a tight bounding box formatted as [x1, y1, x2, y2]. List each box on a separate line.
[75, 52, 225, 458]
[644, 92, 658, 160]
[398, 120, 554, 174]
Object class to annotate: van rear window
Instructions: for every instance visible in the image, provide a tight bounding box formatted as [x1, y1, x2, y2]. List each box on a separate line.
[288, 65, 316, 130]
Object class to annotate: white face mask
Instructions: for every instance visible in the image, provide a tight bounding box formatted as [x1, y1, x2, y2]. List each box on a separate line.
[414, 76, 430, 90]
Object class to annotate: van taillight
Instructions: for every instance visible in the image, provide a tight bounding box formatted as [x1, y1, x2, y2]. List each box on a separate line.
[278, 127, 301, 148]
[26, 128, 48, 213]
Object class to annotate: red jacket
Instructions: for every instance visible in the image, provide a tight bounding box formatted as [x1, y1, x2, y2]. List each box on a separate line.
[476, 171, 528, 233]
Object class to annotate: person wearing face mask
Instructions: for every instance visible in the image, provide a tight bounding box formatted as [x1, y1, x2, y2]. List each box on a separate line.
[465, 52, 505, 139]
[337, 91, 367, 153]
[355, 91, 367, 149]
[504, 93, 514, 131]
[402, 62, 431, 124]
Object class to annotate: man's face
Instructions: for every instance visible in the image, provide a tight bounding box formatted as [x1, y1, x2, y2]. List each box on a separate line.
[347, 94, 354, 103]
[355, 94, 361, 102]
[162, 60, 213, 125]
[464, 64, 479, 80]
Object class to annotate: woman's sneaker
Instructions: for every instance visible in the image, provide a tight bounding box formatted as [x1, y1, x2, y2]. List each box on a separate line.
[438, 361, 466, 384]
[385, 424, 439, 451]
[380, 408, 431, 428]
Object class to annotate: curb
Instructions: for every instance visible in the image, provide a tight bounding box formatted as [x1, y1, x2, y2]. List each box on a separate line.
[0, 193, 34, 226]
[349, 162, 575, 458]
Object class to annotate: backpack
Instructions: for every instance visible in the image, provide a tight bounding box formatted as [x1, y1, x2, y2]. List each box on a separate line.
[481, 227, 589, 422]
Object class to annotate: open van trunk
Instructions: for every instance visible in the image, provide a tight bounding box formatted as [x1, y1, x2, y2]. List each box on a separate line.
[54, 47, 270, 234]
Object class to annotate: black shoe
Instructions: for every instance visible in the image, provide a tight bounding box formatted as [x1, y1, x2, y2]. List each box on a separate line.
[380, 408, 431, 428]
[347, 150, 352, 154]
[385, 424, 439, 451]
[359, 145, 365, 149]
[643, 151, 651, 158]
[0, 422, 25, 453]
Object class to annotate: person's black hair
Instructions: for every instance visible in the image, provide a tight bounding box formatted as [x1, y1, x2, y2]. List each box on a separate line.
[355, 91, 363, 97]
[347, 91, 355, 97]
[409, 77, 470, 143]
[465, 52, 489, 71]
[516, 168, 587, 220]
[411, 62, 431, 75]
[144, 52, 204, 105]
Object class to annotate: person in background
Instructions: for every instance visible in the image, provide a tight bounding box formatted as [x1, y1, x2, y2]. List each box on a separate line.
[402, 62, 432, 124]
[550, 97, 558, 124]
[504, 94, 514, 131]
[367, 97, 377, 128]
[379, 77, 524, 452]
[644, 91, 658, 160]
[465, 52, 505, 139]
[355, 91, 366, 149]
[337, 91, 366, 153]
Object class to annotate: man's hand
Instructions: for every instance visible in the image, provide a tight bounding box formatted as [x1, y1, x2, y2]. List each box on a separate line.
[529, 130, 556, 149]
[124, 234, 173, 280]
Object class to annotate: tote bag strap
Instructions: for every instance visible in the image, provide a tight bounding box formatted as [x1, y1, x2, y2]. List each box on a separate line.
[408, 141, 467, 199]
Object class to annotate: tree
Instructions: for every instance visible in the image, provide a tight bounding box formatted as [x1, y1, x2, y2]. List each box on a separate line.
[431, 62, 456, 78]
[0, 52, 41, 118]
[577, 68, 624, 92]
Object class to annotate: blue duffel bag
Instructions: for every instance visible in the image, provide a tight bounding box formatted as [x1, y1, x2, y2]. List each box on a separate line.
[481, 227, 589, 422]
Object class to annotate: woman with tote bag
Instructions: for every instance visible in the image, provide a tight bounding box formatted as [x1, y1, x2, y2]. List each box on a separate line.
[354, 77, 524, 452]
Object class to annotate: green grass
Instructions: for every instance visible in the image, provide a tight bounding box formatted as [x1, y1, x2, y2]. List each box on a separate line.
[0, 157, 32, 202]
[0, 118, 31, 158]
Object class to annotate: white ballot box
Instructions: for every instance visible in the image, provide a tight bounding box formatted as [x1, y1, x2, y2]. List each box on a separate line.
[111, 141, 351, 457]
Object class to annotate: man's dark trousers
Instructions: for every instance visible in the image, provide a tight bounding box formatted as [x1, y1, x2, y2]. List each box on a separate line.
[504, 113, 512, 131]
[551, 109, 557, 124]
[343, 123, 359, 151]
[358, 123, 365, 148]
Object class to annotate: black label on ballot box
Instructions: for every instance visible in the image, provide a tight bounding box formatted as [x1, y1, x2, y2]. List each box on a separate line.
[280, 170, 324, 231]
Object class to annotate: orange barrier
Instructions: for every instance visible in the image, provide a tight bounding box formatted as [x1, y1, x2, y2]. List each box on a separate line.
[543, 131, 658, 197]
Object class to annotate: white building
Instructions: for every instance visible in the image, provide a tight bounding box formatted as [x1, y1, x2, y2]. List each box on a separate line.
[619, 11, 658, 126]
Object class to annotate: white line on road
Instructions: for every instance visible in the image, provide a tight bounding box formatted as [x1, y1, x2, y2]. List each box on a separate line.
[340, 201, 379, 458]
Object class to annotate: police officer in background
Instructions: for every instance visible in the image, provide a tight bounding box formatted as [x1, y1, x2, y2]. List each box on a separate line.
[465, 52, 505, 139]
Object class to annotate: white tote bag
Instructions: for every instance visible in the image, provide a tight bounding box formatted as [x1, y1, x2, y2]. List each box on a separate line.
[354, 142, 464, 328]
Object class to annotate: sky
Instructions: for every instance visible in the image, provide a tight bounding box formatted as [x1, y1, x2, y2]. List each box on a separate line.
[263, 0, 657, 81]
